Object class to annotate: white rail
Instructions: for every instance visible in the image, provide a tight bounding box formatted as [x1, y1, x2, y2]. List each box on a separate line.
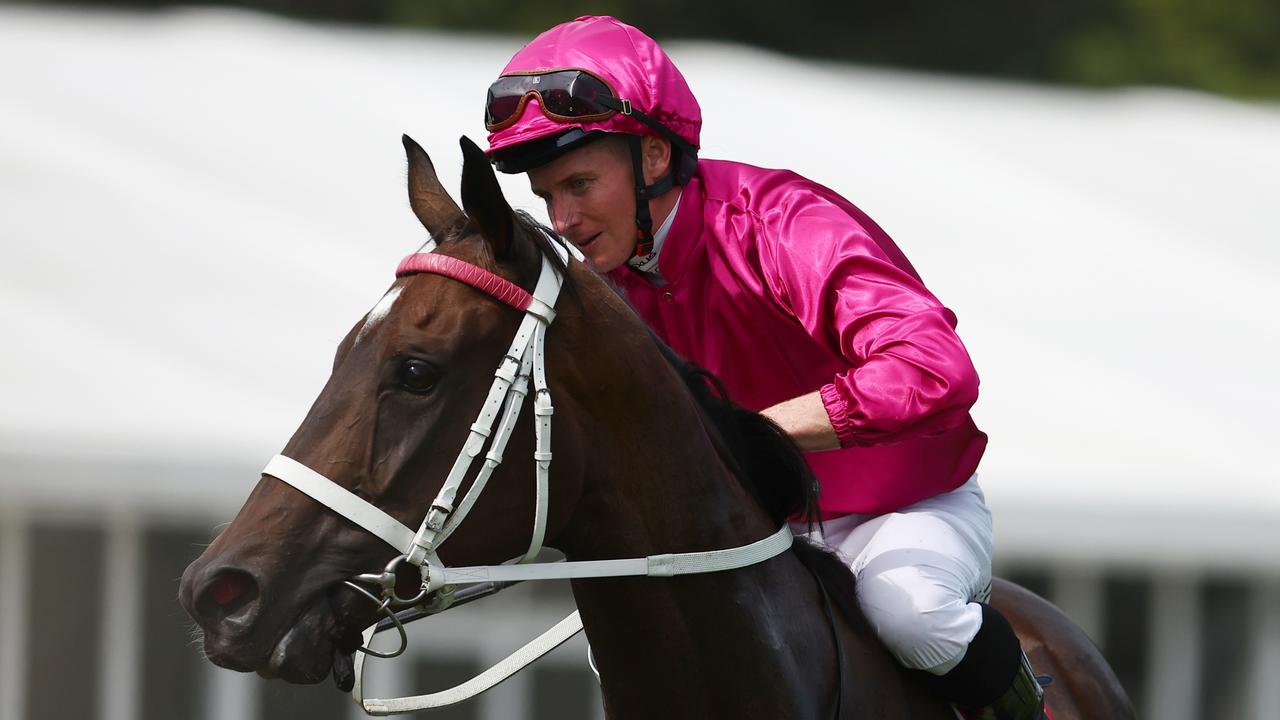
[1146, 574, 1202, 720]
[0, 510, 29, 720]
[101, 512, 143, 720]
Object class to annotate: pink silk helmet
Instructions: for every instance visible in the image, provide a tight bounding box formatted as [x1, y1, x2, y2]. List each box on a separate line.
[485, 16, 702, 167]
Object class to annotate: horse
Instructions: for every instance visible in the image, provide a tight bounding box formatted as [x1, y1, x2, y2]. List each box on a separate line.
[179, 134, 1135, 719]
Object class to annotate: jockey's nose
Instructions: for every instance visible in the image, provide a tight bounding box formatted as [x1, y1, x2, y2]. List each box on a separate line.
[549, 199, 579, 236]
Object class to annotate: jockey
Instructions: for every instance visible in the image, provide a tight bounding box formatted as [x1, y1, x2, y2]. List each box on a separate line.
[483, 16, 1047, 720]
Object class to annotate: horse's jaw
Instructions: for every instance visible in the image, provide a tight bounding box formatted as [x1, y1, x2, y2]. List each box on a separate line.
[250, 597, 339, 684]
[256, 594, 366, 691]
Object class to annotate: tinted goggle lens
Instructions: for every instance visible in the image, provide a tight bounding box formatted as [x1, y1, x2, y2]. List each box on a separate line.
[485, 71, 616, 130]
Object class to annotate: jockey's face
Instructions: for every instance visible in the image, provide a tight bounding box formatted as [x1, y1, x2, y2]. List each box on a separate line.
[528, 135, 674, 273]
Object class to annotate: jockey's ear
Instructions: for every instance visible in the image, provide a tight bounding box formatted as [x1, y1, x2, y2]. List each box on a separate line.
[402, 134, 466, 242]
[642, 135, 673, 185]
[458, 135, 515, 260]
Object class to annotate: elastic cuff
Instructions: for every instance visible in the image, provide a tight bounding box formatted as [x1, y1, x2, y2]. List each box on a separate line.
[819, 382, 859, 448]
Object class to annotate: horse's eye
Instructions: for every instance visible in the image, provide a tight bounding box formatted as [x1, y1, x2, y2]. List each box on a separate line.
[397, 358, 439, 393]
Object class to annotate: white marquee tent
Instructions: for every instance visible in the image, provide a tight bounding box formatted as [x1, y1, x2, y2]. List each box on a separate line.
[2, 4, 1278, 570]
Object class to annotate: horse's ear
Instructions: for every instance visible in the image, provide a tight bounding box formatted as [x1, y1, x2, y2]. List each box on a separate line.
[403, 134, 466, 241]
[458, 135, 515, 259]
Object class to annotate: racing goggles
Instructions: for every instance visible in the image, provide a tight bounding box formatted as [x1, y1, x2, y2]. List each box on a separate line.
[485, 68, 624, 132]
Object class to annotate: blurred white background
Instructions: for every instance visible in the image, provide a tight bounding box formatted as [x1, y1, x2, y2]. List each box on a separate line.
[2, 4, 1278, 719]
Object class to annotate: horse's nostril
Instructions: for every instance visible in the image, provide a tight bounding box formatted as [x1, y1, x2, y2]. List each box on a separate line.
[196, 568, 260, 627]
[210, 571, 253, 608]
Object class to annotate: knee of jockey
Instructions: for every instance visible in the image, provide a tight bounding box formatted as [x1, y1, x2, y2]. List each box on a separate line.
[857, 569, 974, 672]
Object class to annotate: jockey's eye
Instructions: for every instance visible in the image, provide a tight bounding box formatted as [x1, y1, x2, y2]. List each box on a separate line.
[397, 358, 439, 393]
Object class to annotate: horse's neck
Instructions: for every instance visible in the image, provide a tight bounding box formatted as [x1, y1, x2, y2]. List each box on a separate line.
[565, 466, 833, 717]
[556, 351, 776, 558]
[553, 343, 835, 716]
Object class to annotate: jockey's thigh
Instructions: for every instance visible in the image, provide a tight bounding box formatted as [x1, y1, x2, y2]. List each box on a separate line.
[801, 475, 993, 674]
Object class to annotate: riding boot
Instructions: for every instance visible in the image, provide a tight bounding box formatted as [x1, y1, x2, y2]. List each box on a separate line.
[920, 603, 1048, 720]
[956, 650, 1046, 720]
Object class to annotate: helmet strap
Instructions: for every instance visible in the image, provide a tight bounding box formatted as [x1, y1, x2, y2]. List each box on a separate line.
[627, 135, 679, 258]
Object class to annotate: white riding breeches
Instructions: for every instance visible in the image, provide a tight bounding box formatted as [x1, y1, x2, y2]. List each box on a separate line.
[792, 474, 994, 674]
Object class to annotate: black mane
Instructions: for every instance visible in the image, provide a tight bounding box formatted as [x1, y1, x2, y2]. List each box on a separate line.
[516, 210, 573, 279]
[650, 340, 823, 528]
[651, 323, 861, 629]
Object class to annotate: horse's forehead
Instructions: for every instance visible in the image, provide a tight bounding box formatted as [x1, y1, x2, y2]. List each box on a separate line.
[354, 285, 404, 346]
[354, 271, 510, 348]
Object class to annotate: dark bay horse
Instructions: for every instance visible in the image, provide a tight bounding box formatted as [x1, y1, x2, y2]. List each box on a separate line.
[179, 135, 1134, 719]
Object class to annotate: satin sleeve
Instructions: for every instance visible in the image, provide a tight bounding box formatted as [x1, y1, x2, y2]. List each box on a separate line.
[757, 197, 980, 448]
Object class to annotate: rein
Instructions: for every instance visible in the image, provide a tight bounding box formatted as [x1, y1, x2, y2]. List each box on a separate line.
[262, 233, 794, 715]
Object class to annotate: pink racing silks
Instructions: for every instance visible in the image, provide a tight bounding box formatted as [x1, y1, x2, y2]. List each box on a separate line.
[608, 160, 988, 517]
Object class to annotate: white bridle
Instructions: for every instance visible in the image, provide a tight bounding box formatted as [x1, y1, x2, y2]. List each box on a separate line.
[261, 234, 793, 715]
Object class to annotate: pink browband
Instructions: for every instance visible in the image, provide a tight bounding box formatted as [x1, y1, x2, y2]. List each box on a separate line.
[396, 253, 532, 311]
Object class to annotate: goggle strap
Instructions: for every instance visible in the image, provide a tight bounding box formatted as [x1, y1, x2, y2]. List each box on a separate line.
[597, 96, 698, 159]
